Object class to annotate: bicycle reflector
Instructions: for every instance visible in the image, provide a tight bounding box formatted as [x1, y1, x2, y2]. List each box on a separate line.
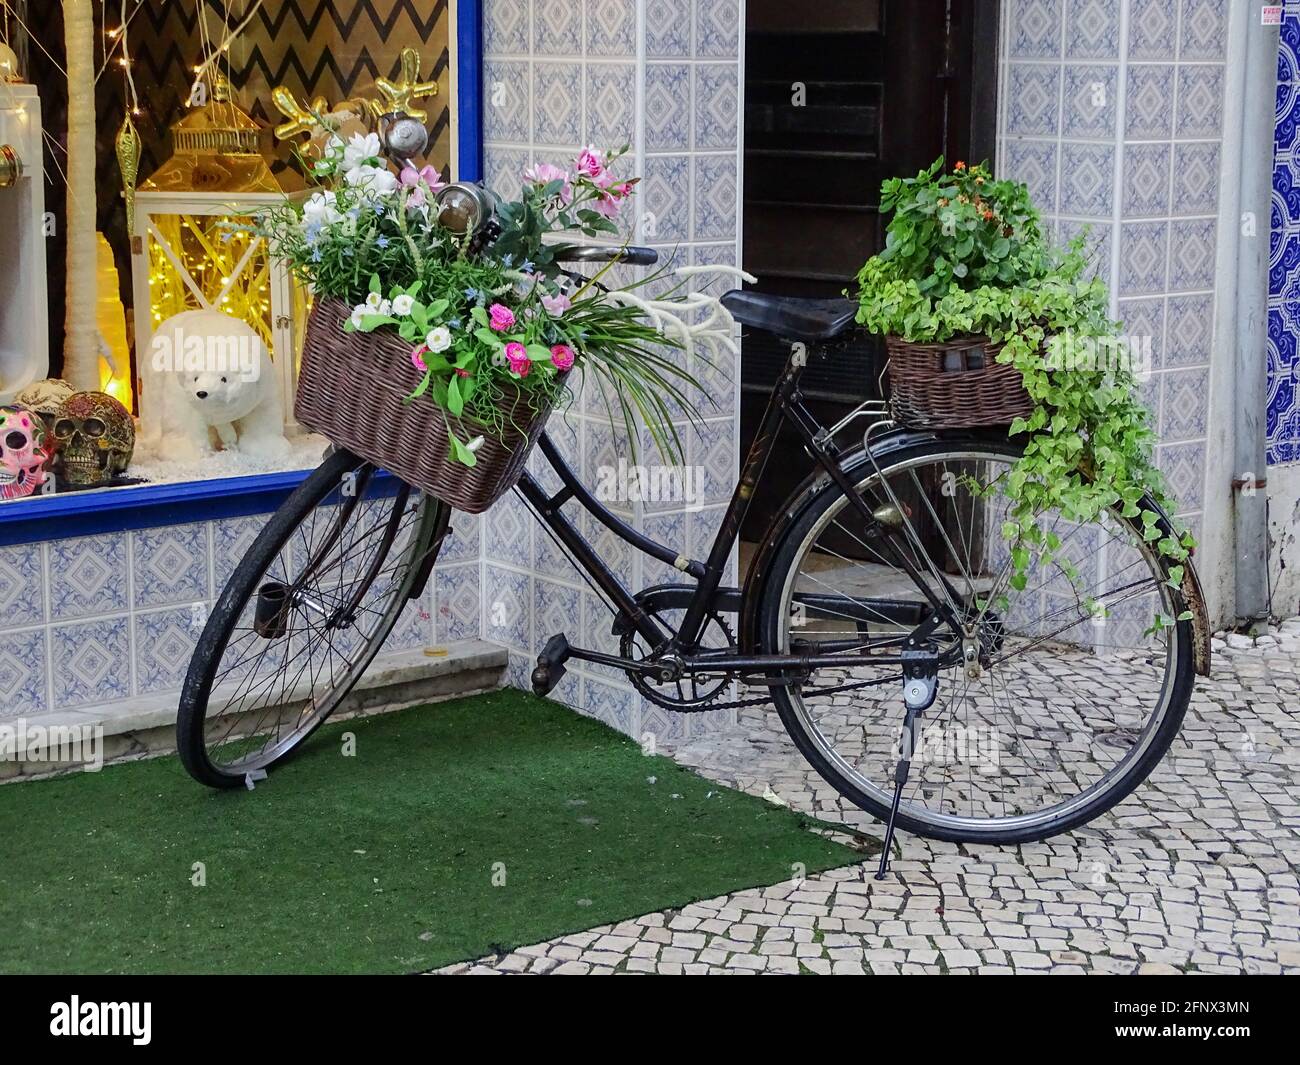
[435, 182, 496, 235]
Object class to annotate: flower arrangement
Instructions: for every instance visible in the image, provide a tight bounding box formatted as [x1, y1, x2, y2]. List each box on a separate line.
[855, 159, 1194, 623]
[251, 133, 739, 469]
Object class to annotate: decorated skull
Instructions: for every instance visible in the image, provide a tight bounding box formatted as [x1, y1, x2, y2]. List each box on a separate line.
[0, 405, 51, 500]
[52, 391, 135, 486]
[13, 378, 75, 432]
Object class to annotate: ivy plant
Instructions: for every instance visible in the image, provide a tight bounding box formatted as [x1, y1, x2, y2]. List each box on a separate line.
[855, 159, 1194, 629]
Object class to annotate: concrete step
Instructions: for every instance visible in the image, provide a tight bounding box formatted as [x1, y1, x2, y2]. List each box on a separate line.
[0, 639, 508, 782]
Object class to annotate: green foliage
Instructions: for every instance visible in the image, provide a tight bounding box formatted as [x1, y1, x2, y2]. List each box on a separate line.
[856, 159, 1193, 607]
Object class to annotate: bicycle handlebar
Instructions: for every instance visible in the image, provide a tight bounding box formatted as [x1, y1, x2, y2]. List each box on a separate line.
[553, 245, 659, 267]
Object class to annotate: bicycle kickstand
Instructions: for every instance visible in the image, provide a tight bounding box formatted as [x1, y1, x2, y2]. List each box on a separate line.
[875, 647, 939, 881]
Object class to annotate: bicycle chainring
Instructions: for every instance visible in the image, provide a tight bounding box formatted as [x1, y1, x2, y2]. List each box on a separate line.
[620, 608, 737, 712]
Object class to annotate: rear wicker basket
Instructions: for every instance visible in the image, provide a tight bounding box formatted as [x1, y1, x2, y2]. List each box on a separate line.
[885, 334, 1034, 429]
[296, 298, 555, 513]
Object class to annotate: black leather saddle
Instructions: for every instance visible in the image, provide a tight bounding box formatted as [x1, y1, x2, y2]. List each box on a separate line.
[720, 290, 858, 343]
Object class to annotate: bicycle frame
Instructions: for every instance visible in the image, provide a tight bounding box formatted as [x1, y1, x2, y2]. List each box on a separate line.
[513, 340, 967, 681]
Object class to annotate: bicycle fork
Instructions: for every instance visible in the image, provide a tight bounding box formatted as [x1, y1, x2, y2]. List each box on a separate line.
[875, 645, 940, 880]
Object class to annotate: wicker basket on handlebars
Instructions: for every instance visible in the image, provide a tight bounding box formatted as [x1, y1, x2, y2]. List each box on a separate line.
[885, 334, 1035, 429]
[295, 298, 556, 513]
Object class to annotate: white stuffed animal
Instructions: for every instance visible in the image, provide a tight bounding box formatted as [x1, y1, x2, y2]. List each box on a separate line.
[151, 309, 291, 464]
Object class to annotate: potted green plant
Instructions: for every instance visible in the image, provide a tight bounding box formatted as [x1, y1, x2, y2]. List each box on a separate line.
[854, 158, 1193, 615]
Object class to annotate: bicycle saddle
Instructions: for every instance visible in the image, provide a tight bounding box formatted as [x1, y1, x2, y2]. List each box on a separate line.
[721, 290, 858, 342]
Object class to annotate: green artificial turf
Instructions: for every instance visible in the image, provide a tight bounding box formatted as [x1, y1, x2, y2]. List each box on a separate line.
[0, 689, 864, 974]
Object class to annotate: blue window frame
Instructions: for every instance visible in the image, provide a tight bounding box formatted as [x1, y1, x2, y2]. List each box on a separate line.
[0, 3, 484, 548]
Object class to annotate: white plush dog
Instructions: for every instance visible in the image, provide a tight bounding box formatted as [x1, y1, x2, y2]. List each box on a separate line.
[151, 309, 290, 463]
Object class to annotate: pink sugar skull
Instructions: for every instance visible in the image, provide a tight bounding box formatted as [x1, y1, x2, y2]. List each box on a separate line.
[0, 405, 51, 500]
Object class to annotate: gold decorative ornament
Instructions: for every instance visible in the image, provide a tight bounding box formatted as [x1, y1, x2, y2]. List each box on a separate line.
[368, 47, 438, 122]
[51, 390, 135, 486]
[270, 86, 332, 141]
[0, 141, 19, 188]
[140, 74, 281, 194]
[0, 40, 20, 82]
[115, 113, 141, 234]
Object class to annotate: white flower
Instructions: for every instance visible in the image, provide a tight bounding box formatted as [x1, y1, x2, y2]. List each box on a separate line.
[377, 299, 393, 316]
[302, 190, 341, 227]
[365, 291, 384, 311]
[392, 294, 415, 316]
[342, 131, 382, 172]
[426, 326, 452, 353]
[349, 304, 368, 328]
[345, 164, 400, 196]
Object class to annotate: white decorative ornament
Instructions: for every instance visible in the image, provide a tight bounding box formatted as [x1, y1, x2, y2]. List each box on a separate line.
[150, 309, 290, 463]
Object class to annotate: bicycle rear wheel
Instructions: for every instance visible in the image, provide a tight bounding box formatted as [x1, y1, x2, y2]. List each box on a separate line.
[758, 436, 1195, 844]
[177, 448, 449, 788]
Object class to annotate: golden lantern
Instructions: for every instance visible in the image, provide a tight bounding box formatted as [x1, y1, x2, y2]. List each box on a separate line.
[130, 75, 305, 445]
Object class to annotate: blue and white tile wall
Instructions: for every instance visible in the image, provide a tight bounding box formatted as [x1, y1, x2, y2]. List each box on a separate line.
[481, 0, 743, 741]
[0, 520, 473, 719]
[999, 0, 1230, 541]
[1270, 2, 1300, 465]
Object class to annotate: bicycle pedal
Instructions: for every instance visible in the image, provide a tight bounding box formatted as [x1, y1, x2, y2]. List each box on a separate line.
[531, 633, 571, 696]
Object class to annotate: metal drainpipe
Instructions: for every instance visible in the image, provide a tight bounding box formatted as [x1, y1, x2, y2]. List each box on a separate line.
[1231, 1, 1278, 627]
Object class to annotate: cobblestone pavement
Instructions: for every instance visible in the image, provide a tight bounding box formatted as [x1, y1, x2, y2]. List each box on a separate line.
[434, 630, 1300, 974]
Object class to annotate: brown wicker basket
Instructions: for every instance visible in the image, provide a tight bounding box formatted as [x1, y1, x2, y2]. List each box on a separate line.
[885, 334, 1034, 429]
[296, 298, 556, 513]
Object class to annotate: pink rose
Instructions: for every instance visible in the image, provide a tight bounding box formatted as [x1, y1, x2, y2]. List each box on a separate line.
[411, 344, 428, 371]
[575, 146, 606, 179]
[488, 303, 516, 332]
[550, 344, 575, 370]
[541, 292, 572, 316]
[504, 341, 530, 376]
[591, 191, 621, 219]
[523, 161, 573, 202]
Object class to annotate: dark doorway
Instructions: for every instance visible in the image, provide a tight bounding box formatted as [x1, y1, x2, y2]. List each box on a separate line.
[739, 0, 998, 543]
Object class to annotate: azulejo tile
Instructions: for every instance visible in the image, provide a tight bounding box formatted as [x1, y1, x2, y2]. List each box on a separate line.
[1178, 0, 1229, 62]
[695, 0, 741, 58]
[439, 512, 481, 565]
[1117, 297, 1166, 370]
[484, 565, 531, 652]
[1007, 0, 1063, 58]
[0, 626, 47, 717]
[483, 489, 533, 569]
[1175, 65, 1225, 140]
[587, 0, 637, 57]
[1168, 218, 1217, 292]
[1276, 79, 1300, 156]
[1165, 294, 1215, 367]
[131, 522, 209, 609]
[644, 62, 691, 151]
[584, 62, 636, 150]
[1122, 141, 1172, 218]
[1128, 0, 1179, 61]
[0, 543, 44, 627]
[1060, 218, 1113, 286]
[1058, 142, 1115, 216]
[48, 533, 128, 620]
[534, 578, 580, 649]
[1118, 221, 1169, 296]
[533, 0, 582, 56]
[435, 563, 481, 644]
[579, 674, 639, 737]
[1002, 138, 1059, 215]
[483, 145, 529, 201]
[640, 510, 688, 588]
[1156, 442, 1207, 510]
[1062, 63, 1118, 139]
[1159, 367, 1211, 442]
[693, 155, 738, 240]
[484, 0, 529, 56]
[694, 64, 739, 150]
[1171, 140, 1221, 217]
[1065, 0, 1121, 59]
[640, 155, 691, 243]
[645, 0, 691, 58]
[1125, 65, 1175, 139]
[690, 419, 737, 506]
[1005, 64, 1062, 137]
[133, 606, 201, 695]
[533, 61, 582, 147]
[51, 617, 130, 708]
[482, 60, 530, 144]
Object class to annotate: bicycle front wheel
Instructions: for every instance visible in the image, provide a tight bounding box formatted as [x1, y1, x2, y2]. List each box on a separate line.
[757, 437, 1195, 844]
[178, 449, 449, 788]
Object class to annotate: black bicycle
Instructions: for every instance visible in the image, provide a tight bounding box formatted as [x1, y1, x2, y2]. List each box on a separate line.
[177, 242, 1208, 871]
